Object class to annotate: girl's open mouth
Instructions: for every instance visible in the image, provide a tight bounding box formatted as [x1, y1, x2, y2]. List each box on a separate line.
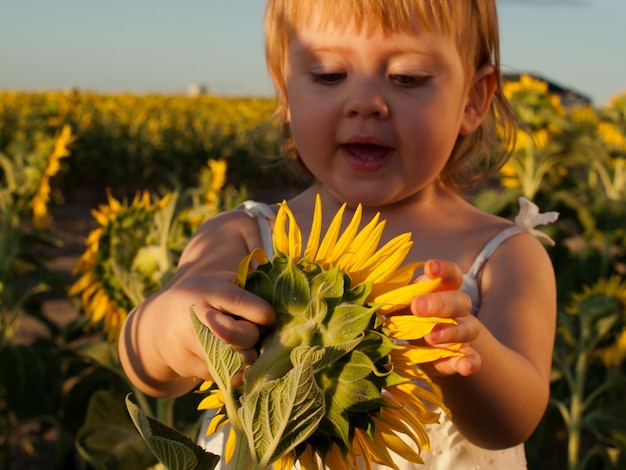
[343, 143, 392, 161]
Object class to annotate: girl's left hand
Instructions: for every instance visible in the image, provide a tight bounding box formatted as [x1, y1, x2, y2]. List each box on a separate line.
[412, 259, 482, 377]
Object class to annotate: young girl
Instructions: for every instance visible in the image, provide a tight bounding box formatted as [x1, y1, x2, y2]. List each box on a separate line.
[119, 0, 557, 468]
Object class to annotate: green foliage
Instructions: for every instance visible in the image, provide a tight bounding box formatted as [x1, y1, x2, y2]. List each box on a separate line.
[126, 395, 219, 470]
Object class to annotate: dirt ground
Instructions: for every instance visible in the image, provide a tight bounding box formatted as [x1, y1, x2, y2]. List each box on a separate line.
[15, 203, 96, 344]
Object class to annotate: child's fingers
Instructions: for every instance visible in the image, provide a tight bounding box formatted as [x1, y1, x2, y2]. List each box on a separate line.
[421, 259, 464, 290]
[424, 316, 479, 345]
[204, 310, 262, 350]
[422, 346, 482, 377]
[201, 274, 276, 326]
[411, 290, 472, 319]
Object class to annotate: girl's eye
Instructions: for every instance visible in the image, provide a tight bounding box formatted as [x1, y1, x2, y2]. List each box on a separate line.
[389, 74, 429, 87]
[312, 72, 346, 85]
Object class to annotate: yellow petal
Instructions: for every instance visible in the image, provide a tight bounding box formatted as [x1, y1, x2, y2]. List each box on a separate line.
[274, 201, 303, 259]
[361, 234, 413, 284]
[273, 200, 291, 256]
[297, 445, 320, 470]
[327, 203, 362, 265]
[92, 208, 110, 226]
[352, 428, 388, 468]
[236, 248, 268, 287]
[156, 192, 173, 210]
[303, 193, 322, 260]
[224, 426, 237, 463]
[68, 271, 96, 297]
[198, 380, 213, 392]
[374, 417, 424, 465]
[274, 453, 296, 470]
[355, 420, 398, 469]
[197, 390, 225, 410]
[380, 400, 432, 451]
[206, 413, 229, 435]
[338, 214, 383, 272]
[286, 204, 302, 259]
[314, 202, 346, 263]
[368, 261, 423, 299]
[374, 278, 442, 314]
[388, 382, 449, 418]
[87, 289, 109, 323]
[396, 343, 464, 363]
[325, 444, 352, 470]
[384, 314, 456, 340]
[105, 188, 122, 213]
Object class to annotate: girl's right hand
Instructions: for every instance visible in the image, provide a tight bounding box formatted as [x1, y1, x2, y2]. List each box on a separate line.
[166, 270, 276, 373]
[120, 271, 275, 397]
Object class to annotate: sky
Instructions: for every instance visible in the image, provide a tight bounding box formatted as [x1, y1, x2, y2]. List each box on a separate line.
[1, 0, 624, 107]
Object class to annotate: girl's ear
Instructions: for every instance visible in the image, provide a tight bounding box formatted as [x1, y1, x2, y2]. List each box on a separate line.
[459, 64, 497, 135]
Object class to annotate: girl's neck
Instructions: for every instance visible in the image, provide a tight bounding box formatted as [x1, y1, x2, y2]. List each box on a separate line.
[288, 182, 466, 233]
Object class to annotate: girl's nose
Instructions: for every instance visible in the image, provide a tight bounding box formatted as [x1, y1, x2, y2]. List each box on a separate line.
[343, 83, 389, 119]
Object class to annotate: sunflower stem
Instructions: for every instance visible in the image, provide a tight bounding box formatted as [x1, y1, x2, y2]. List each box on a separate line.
[244, 338, 294, 395]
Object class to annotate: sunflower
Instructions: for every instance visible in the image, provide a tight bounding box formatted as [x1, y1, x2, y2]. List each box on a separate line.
[194, 195, 463, 469]
[69, 189, 177, 342]
[566, 275, 626, 368]
[30, 124, 75, 229]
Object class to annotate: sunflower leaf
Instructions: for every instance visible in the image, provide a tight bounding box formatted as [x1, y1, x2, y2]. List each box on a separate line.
[359, 330, 396, 363]
[304, 294, 329, 324]
[323, 351, 385, 412]
[320, 392, 351, 445]
[238, 348, 325, 468]
[311, 339, 363, 374]
[244, 270, 274, 304]
[273, 257, 311, 315]
[126, 394, 220, 470]
[309, 267, 345, 309]
[342, 278, 372, 305]
[323, 304, 376, 344]
[189, 307, 244, 397]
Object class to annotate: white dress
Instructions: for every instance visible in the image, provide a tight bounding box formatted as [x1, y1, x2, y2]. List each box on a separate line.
[197, 198, 558, 470]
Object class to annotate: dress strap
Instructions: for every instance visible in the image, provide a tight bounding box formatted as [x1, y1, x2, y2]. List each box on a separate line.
[461, 197, 559, 316]
[237, 200, 276, 257]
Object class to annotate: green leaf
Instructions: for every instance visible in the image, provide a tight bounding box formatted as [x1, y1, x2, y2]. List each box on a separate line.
[583, 405, 626, 446]
[309, 267, 344, 309]
[110, 255, 148, 307]
[76, 390, 157, 469]
[273, 258, 311, 315]
[303, 294, 329, 324]
[358, 330, 395, 364]
[72, 339, 125, 377]
[319, 391, 351, 445]
[342, 279, 372, 305]
[126, 394, 220, 470]
[189, 306, 244, 394]
[310, 339, 362, 374]
[322, 304, 375, 344]
[322, 351, 385, 412]
[245, 270, 274, 304]
[238, 348, 325, 468]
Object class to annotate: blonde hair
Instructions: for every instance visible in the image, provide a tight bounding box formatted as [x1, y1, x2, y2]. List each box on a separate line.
[264, 0, 518, 192]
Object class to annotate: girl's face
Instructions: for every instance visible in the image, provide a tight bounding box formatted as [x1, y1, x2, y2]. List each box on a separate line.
[283, 23, 485, 208]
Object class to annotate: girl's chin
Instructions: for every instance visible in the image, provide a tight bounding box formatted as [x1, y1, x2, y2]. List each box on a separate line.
[323, 184, 407, 208]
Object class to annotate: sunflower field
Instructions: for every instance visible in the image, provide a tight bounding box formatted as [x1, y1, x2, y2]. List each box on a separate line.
[0, 77, 625, 470]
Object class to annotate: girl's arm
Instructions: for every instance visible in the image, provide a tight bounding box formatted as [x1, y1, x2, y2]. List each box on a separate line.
[415, 234, 556, 449]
